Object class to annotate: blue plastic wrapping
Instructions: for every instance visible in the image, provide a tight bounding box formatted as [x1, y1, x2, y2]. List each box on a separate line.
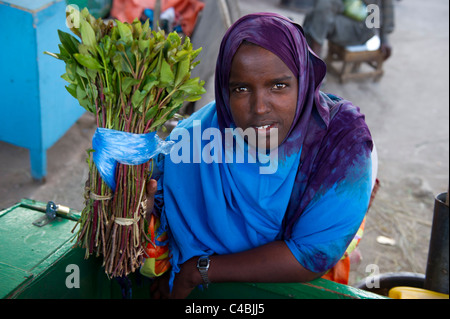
[92, 128, 174, 191]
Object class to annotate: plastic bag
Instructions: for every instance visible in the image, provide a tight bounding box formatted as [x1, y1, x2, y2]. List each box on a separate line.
[92, 128, 174, 191]
[140, 214, 171, 278]
[343, 0, 367, 22]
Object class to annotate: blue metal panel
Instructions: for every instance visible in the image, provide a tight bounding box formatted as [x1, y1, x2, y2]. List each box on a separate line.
[36, 1, 85, 149]
[0, 0, 85, 180]
[0, 0, 58, 11]
[0, 5, 41, 149]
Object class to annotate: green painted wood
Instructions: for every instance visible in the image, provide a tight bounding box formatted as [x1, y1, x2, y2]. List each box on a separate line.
[0, 263, 32, 299]
[1, 200, 387, 299]
[188, 280, 386, 299]
[0, 203, 77, 271]
[13, 248, 114, 299]
[0, 200, 78, 298]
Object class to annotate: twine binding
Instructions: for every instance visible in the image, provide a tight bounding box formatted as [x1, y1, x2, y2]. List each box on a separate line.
[84, 186, 113, 201]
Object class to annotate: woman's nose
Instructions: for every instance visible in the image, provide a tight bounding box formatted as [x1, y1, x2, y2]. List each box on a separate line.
[251, 90, 271, 115]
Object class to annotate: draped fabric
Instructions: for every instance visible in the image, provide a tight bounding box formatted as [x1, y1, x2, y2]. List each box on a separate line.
[111, 0, 205, 36]
[156, 13, 374, 288]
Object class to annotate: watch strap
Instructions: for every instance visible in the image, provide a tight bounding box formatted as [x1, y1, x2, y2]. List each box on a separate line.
[197, 255, 211, 289]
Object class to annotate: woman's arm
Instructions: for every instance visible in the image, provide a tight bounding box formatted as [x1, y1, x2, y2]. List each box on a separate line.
[145, 179, 323, 299]
[163, 241, 323, 299]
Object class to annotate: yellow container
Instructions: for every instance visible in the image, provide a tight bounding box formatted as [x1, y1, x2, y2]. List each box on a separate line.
[389, 287, 449, 299]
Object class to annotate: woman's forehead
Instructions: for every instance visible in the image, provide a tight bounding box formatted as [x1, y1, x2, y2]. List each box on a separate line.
[229, 44, 295, 81]
[229, 39, 300, 81]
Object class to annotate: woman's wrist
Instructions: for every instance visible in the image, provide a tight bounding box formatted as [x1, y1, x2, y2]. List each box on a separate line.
[180, 256, 204, 288]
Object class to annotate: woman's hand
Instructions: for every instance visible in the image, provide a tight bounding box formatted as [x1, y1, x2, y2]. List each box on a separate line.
[170, 257, 202, 299]
[150, 257, 201, 299]
[144, 179, 158, 219]
[150, 272, 171, 299]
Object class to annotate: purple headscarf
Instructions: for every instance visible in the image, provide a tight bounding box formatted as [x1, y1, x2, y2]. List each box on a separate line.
[214, 13, 373, 237]
[215, 12, 328, 138]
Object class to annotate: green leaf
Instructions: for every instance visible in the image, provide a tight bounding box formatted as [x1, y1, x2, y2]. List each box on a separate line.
[76, 66, 88, 78]
[179, 78, 205, 95]
[112, 52, 133, 74]
[149, 115, 169, 131]
[79, 96, 93, 113]
[143, 75, 159, 92]
[175, 56, 190, 86]
[116, 20, 133, 44]
[80, 7, 91, 21]
[152, 41, 165, 55]
[76, 84, 94, 113]
[80, 19, 97, 49]
[175, 49, 189, 60]
[86, 68, 98, 80]
[131, 40, 140, 58]
[145, 105, 159, 122]
[191, 47, 202, 60]
[65, 84, 77, 98]
[131, 89, 147, 109]
[138, 38, 151, 54]
[100, 35, 112, 54]
[184, 94, 203, 102]
[78, 44, 92, 56]
[167, 32, 181, 48]
[61, 73, 73, 83]
[51, 10, 207, 129]
[74, 53, 103, 70]
[57, 30, 80, 56]
[121, 77, 140, 95]
[148, 55, 160, 74]
[66, 61, 78, 81]
[57, 44, 71, 61]
[76, 84, 87, 100]
[132, 18, 142, 38]
[160, 59, 174, 86]
[65, 5, 81, 38]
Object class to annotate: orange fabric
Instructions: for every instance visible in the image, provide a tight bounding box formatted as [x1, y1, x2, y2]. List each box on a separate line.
[143, 214, 170, 276]
[111, 0, 205, 36]
[322, 255, 351, 284]
[145, 214, 168, 258]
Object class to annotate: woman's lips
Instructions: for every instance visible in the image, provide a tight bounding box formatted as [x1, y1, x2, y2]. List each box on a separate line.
[253, 123, 276, 134]
[255, 124, 272, 129]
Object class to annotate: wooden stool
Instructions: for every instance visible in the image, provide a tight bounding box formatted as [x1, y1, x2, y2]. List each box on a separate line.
[326, 40, 384, 83]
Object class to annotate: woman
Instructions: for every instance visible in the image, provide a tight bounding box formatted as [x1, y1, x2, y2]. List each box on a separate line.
[147, 12, 374, 299]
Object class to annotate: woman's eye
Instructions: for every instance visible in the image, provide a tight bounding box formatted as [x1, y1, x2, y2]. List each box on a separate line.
[233, 87, 248, 93]
[273, 83, 287, 90]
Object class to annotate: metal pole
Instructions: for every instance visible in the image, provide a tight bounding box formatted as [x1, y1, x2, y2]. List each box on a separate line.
[154, 0, 161, 30]
[424, 192, 449, 294]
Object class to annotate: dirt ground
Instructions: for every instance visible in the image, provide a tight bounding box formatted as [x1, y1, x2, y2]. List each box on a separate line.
[1, 0, 448, 290]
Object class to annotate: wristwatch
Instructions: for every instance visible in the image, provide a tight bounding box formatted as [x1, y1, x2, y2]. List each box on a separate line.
[197, 255, 211, 289]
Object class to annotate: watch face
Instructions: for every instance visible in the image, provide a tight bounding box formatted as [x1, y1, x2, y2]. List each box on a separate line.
[199, 259, 208, 267]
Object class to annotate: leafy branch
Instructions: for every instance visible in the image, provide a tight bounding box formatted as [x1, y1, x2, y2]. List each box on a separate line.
[45, 8, 205, 278]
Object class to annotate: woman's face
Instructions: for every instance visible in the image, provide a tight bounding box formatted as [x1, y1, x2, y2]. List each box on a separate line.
[229, 44, 298, 149]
